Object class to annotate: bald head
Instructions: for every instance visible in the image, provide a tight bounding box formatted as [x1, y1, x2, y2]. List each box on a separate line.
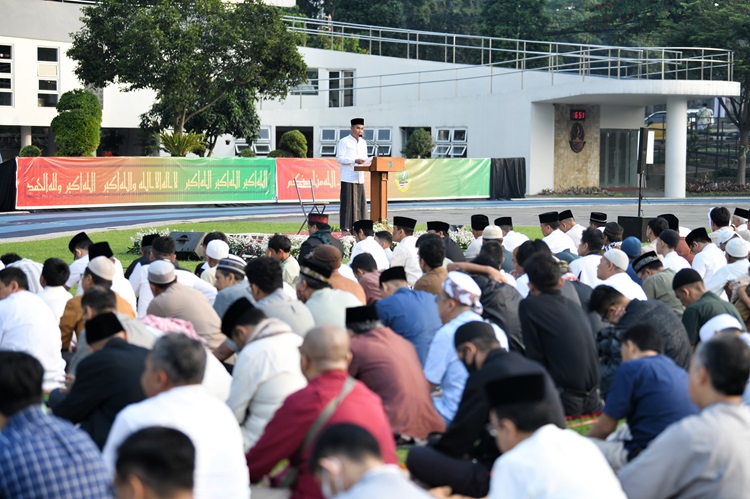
[300, 325, 351, 377]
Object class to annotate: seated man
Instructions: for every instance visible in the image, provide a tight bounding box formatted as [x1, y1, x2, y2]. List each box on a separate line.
[246, 256, 315, 336]
[589, 285, 692, 396]
[309, 245, 366, 305]
[60, 256, 136, 352]
[0, 351, 112, 498]
[618, 335, 750, 498]
[464, 214, 489, 261]
[427, 220, 465, 263]
[569, 227, 604, 288]
[587, 323, 698, 470]
[424, 271, 508, 425]
[246, 325, 398, 499]
[222, 298, 307, 451]
[311, 423, 433, 498]
[413, 233, 448, 296]
[37, 258, 72, 322]
[115, 427, 195, 499]
[519, 253, 601, 416]
[704, 237, 750, 296]
[597, 249, 647, 300]
[266, 234, 300, 287]
[632, 251, 684, 318]
[48, 313, 149, 449]
[200, 239, 230, 287]
[103, 334, 250, 499]
[374, 230, 393, 264]
[376, 266, 442, 365]
[485, 373, 626, 498]
[407, 321, 564, 498]
[296, 260, 362, 329]
[212, 255, 252, 319]
[346, 305, 445, 439]
[349, 253, 382, 305]
[673, 268, 744, 347]
[0, 268, 66, 391]
[298, 213, 344, 263]
[350, 220, 389, 270]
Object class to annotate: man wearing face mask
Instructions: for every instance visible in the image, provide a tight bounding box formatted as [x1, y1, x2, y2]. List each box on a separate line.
[407, 321, 564, 498]
[311, 423, 432, 498]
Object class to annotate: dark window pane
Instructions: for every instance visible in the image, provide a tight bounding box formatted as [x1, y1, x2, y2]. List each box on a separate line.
[0, 79, 10, 89]
[38, 93, 58, 107]
[0, 46, 11, 60]
[0, 92, 11, 106]
[0, 63, 11, 74]
[39, 80, 57, 91]
[37, 47, 58, 62]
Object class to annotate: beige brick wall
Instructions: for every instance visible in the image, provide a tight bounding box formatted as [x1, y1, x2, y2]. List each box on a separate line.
[554, 104, 600, 189]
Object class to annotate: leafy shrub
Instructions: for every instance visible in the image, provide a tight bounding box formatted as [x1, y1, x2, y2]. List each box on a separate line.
[238, 149, 256, 157]
[687, 178, 750, 193]
[538, 186, 614, 196]
[50, 89, 102, 156]
[19, 145, 42, 157]
[158, 131, 205, 157]
[278, 130, 308, 158]
[402, 128, 434, 158]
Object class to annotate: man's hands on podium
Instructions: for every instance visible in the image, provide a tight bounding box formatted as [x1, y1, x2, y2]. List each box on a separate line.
[355, 159, 366, 164]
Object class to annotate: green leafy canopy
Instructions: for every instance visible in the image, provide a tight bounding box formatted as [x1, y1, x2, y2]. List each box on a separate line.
[68, 0, 307, 135]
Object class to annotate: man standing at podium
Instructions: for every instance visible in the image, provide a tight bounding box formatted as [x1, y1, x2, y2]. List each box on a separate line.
[336, 118, 368, 233]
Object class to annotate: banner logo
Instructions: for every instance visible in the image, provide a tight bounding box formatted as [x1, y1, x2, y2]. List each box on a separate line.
[396, 169, 410, 192]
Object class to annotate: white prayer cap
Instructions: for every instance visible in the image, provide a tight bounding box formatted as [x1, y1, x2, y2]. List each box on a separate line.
[699, 314, 745, 344]
[442, 271, 483, 314]
[718, 230, 737, 245]
[482, 225, 503, 241]
[726, 238, 749, 258]
[148, 260, 176, 284]
[206, 239, 230, 260]
[87, 256, 115, 281]
[603, 249, 629, 272]
[678, 226, 691, 238]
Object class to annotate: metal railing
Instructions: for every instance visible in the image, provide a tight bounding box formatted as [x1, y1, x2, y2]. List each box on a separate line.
[284, 16, 734, 82]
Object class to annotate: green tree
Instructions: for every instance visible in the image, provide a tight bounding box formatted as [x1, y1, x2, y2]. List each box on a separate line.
[50, 89, 102, 156]
[68, 0, 306, 138]
[278, 130, 308, 157]
[659, 0, 750, 184]
[19, 145, 42, 157]
[481, 0, 550, 40]
[402, 128, 434, 158]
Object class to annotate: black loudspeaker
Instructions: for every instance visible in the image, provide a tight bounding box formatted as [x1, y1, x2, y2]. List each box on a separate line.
[618, 216, 654, 242]
[169, 232, 206, 260]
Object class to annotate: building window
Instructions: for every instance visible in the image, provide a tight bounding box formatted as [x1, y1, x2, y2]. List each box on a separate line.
[328, 70, 354, 108]
[0, 45, 12, 107]
[252, 126, 272, 156]
[37, 47, 59, 108]
[320, 127, 339, 156]
[291, 69, 319, 95]
[433, 128, 468, 157]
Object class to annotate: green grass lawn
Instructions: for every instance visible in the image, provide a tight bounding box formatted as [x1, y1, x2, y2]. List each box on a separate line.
[1, 223, 544, 269]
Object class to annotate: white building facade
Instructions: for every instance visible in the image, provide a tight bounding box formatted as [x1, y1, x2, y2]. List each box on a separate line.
[0, 0, 740, 197]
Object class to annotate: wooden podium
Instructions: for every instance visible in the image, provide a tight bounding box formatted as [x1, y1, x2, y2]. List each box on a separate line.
[355, 157, 405, 222]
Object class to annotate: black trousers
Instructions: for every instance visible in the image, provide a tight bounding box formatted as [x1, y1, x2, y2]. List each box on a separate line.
[406, 446, 491, 498]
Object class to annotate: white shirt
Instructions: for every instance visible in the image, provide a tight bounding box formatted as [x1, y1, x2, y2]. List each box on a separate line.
[601, 272, 647, 300]
[227, 330, 307, 451]
[8, 259, 44, 294]
[66, 254, 89, 290]
[516, 273, 530, 298]
[74, 257, 137, 311]
[565, 224, 585, 250]
[136, 263, 218, 317]
[704, 259, 750, 296]
[489, 425, 626, 499]
[542, 229, 577, 254]
[37, 286, 72, 321]
[500, 270, 517, 288]
[350, 236, 390, 270]
[390, 235, 422, 287]
[662, 251, 691, 273]
[464, 237, 483, 261]
[424, 310, 508, 423]
[0, 291, 66, 391]
[103, 385, 250, 499]
[569, 254, 603, 288]
[692, 243, 726, 281]
[336, 134, 367, 184]
[502, 230, 529, 253]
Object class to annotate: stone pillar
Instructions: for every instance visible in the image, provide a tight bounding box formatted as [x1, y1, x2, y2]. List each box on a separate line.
[20, 126, 32, 147]
[664, 97, 688, 198]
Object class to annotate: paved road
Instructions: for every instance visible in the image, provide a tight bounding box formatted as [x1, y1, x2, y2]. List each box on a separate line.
[1, 196, 746, 241]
